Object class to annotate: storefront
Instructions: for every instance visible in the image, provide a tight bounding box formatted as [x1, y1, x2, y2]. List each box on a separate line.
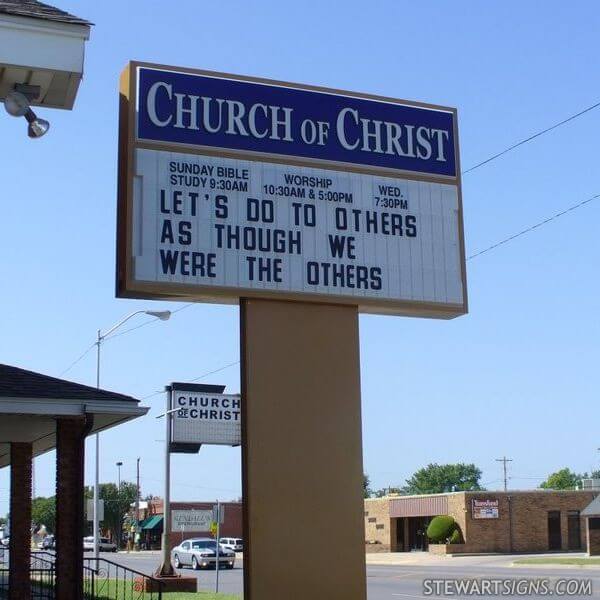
[365, 490, 599, 554]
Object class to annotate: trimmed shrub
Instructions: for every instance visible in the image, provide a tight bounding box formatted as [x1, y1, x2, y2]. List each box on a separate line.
[448, 527, 463, 544]
[426, 515, 456, 543]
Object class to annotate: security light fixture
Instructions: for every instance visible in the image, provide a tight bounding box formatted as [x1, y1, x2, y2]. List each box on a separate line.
[3, 89, 50, 139]
[4, 90, 29, 117]
[146, 310, 172, 321]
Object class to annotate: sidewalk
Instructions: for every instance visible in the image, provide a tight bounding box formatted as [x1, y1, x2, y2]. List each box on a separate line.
[365, 551, 595, 569]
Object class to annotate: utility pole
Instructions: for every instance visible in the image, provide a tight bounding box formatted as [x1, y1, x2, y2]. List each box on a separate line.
[496, 456, 513, 492]
[136, 457, 141, 551]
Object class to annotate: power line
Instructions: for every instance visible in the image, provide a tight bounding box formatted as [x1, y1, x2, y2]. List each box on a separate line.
[467, 193, 600, 260]
[190, 360, 239, 382]
[140, 360, 240, 401]
[58, 342, 96, 378]
[462, 100, 600, 175]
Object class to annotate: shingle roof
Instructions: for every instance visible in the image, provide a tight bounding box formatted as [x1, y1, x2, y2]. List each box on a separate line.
[0, 363, 138, 403]
[0, 0, 91, 25]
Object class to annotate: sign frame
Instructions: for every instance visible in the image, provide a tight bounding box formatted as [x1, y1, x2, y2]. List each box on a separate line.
[168, 382, 242, 450]
[116, 61, 468, 318]
[471, 498, 500, 520]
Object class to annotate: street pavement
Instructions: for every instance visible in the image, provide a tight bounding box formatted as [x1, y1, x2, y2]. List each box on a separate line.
[110, 551, 600, 598]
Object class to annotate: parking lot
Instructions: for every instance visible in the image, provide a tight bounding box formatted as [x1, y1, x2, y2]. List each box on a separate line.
[110, 551, 600, 599]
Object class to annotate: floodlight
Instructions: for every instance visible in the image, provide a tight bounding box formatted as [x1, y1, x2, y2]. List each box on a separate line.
[4, 90, 50, 138]
[25, 110, 50, 139]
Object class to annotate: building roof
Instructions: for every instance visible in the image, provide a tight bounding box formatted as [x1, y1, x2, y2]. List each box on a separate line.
[0, 363, 138, 403]
[582, 495, 600, 517]
[0, 0, 91, 25]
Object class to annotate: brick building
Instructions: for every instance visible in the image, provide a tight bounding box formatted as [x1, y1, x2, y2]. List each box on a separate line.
[143, 499, 242, 550]
[365, 490, 599, 554]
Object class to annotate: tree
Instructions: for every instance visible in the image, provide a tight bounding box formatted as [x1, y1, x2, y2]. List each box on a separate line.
[405, 463, 483, 494]
[373, 487, 403, 498]
[84, 481, 139, 544]
[363, 474, 371, 498]
[540, 468, 583, 490]
[31, 496, 56, 533]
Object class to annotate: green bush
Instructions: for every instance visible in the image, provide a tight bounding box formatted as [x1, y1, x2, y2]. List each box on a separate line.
[426, 515, 456, 543]
[448, 527, 463, 544]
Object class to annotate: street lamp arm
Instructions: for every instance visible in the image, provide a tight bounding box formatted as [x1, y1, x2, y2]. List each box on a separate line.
[98, 310, 149, 341]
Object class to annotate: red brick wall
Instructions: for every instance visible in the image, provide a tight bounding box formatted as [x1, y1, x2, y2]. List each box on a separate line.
[152, 501, 242, 548]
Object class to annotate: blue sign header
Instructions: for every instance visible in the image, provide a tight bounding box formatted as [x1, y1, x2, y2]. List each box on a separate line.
[136, 67, 457, 178]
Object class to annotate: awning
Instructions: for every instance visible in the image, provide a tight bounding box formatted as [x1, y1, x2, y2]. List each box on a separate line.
[141, 515, 163, 530]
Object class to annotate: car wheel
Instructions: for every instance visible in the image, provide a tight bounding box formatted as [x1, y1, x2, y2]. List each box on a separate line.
[173, 554, 181, 569]
[191, 556, 199, 570]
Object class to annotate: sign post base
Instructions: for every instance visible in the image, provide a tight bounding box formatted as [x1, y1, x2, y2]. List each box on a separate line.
[241, 299, 366, 600]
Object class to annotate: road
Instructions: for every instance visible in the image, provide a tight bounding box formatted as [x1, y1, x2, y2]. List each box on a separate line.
[110, 552, 600, 599]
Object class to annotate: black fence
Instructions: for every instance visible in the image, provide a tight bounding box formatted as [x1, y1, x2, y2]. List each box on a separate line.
[0, 551, 55, 600]
[0, 550, 163, 600]
[83, 557, 163, 600]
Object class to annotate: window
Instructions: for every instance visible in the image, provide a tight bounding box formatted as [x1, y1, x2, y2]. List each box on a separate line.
[590, 518, 600, 531]
[192, 541, 217, 550]
[376, 524, 384, 530]
[368, 517, 376, 523]
[182, 542, 190, 550]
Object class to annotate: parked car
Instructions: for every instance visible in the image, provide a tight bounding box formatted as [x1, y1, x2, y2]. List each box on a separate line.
[219, 537, 243, 552]
[171, 538, 235, 570]
[83, 536, 117, 552]
[41, 535, 55, 550]
[0, 537, 9, 547]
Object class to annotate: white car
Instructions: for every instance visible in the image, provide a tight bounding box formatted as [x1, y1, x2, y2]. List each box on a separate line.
[83, 536, 117, 552]
[219, 537, 243, 552]
[171, 538, 235, 570]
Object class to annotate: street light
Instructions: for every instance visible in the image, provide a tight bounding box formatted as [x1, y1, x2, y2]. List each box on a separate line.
[116, 462, 123, 489]
[93, 309, 171, 558]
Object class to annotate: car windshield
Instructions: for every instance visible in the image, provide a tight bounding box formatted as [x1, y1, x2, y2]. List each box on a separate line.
[191, 541, 217, 550]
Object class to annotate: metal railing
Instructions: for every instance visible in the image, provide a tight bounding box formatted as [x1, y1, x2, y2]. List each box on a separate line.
[0, 551, 56, 599]
[83, 557, 163, 600]
[0, 550, 163, 600]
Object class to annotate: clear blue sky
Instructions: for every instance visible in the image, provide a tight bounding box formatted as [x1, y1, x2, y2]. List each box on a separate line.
[2, 0, 600, 513]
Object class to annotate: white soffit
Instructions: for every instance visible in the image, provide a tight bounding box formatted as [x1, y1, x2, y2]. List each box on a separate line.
[0, 13, 90, 109]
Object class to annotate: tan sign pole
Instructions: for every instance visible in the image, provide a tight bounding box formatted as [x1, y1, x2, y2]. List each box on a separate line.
[241, 299, 366, 599]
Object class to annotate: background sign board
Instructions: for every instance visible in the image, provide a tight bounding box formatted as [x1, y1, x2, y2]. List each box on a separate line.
[86, 499, 104, 522]
[117, 62, 467, 318]
[472, 499, 499, 519]
[171, 509, 213, 532]
[171, 382, 241, 446]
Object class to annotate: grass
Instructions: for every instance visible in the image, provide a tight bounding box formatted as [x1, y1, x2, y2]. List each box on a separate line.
[90, 578, 240, 599]
[162, 594, 239, 599]
[514, 557, 600, 566]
